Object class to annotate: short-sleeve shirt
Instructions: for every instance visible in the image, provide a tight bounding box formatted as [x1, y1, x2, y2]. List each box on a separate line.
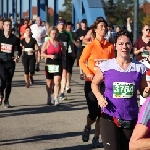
[30, 24, 46, 46]
[99, 58, 146, 120]
[21, 37, 37, 57]
[134, 37, 148, 60]
[57, 31, 72, 56]
[137, 98, 150, 137]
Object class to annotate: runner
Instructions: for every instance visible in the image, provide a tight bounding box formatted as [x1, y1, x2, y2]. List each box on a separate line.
[21, 26, 38, 88]
[65, 21, 76, 93]
[139, 53, 150, 106]
[20, 19, 29, 40]
[56, 19, 73, 100]
[79, 17, 114, 148]
[76, 19, 90, 79]
[129, 97, 150, 150]
[41, 26, 65, 106]
[91, 29, 149, 150]
[30, 17, 46, 71]
[0, 19, 22, 108]
[134, 24, 150, 61]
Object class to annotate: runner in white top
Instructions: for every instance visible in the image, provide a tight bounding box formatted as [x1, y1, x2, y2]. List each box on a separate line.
[30, 17, 46, 71]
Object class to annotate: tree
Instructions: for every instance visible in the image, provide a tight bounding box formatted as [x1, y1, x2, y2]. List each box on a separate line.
[102, 0, 134, 25]
[59, 0, 72, 22]
[142, 14, 150, 25]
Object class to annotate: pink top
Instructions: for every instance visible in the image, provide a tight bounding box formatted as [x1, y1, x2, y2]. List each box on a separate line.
[46, 40, 61, 55]
[137, 97, 150, 137]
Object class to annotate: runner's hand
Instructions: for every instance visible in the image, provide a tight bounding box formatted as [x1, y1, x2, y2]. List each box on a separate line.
[49, 55, 55, 60]
[145, 86, 150, 93]
[87, 74, 94, 80]
[98, 97, 108, 108]
[140, 47, 145, 52]
[80, 36, 84, 40]
[13, 56, 19, 63]
[29, 50, 34, 53]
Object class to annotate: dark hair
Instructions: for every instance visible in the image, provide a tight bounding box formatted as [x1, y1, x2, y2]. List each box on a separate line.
[3, 19, 12, 24]
[0, 18, 3, 22]
[90, 17, 108, 38]
[66, 21, 73, 26]
[116, 26, 121, 29]
[115, 29, 132, 44]
[24, 19, 29, 22]
[25, 26, 31, 30]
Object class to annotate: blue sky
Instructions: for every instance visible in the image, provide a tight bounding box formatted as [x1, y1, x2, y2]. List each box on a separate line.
[3, 0, 64, 13]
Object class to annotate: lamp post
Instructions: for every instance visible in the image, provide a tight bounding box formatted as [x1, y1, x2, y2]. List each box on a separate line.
[133, 0, 139, 43]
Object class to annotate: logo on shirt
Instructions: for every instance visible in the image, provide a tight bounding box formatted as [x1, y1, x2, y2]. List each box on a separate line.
[1, 43, 12, 53]
[94, 59, 107, 71]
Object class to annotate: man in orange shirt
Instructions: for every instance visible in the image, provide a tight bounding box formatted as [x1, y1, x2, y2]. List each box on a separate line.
[20, 19, 29, 40]
[79, 17, 114, 148]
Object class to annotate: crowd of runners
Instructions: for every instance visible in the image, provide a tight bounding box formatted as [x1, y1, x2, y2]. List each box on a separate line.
[0, 15, 150, 150]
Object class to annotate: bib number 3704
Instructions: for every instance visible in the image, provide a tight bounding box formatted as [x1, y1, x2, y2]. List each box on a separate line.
[113, 82, 135, 98]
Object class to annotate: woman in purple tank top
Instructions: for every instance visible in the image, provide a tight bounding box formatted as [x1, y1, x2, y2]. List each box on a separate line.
[91, 30, 150, 150]
[129, 97, 150, 149]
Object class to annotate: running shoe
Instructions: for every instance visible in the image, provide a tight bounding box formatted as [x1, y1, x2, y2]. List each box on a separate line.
[92, 137, 104, 148]
[4, 101, 10, 108]
[80, 74, 84, 80]
[35, 64, 40, 72]
[66, 87, 71, 93]
[25, 83, 29, 88]
[0, 97, 3, 105]
[54, 98, 59, 106]
[47, 97, 52, 105]
[59, 93, 67, 101]
[30, 76, 34, 85]
[82, 126, 91, 142]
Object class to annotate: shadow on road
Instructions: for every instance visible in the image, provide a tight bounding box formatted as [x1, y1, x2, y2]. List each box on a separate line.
[0, 130, 94, 148]
[0, 99, 87, 118]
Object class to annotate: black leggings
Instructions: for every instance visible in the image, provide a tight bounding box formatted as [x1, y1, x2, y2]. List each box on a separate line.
[85, 81, 100, 120]
[22, 56, 35, 74]
[0, 61, 15, 102]
[77, 46, 84, 66]
[100, 116, 134, 150]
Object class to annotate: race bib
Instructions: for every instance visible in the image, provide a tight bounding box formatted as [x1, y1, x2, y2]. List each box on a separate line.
[68, 45, 72, 53]
[141, 50, 149, 58]
[47, 65, 59, 73]
[94, 59, 108, 71]
[1, 43, 12, 53]
[24, 48, 33, 55]
[113, 82, 135, 98]
[63, 42, 67, 47]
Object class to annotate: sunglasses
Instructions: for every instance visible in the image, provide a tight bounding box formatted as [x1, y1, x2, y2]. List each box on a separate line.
[146, 29, 150, 31]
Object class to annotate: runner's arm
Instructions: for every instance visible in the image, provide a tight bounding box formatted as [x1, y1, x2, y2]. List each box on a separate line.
[79, 43, 93, 75]
[139, 73, 150, 98]
[134, 47, 144, 56]
[34, 43, 39, 52]
[60, 41, 66, 56]
[82, 30, 92, 45]
[129, 124, 150, 150]
[16, 37, 22, 58]
[91, 68, 107, 107]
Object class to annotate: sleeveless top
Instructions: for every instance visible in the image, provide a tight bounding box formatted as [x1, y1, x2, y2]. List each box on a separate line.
[99, 58, 146, 120]
[46, 40, 61, 55]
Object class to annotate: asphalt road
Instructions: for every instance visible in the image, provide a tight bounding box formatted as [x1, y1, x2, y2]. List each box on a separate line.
[0, 60, 104, 150]
[0, 59, 140, 150]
